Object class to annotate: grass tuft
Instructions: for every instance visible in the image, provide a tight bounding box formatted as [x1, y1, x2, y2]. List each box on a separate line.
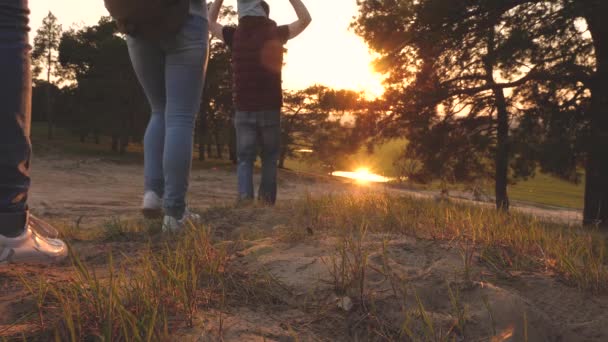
[294, 192, 608, 292]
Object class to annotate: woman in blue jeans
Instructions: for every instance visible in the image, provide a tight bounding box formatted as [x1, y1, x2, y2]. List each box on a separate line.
[128, 0, 209, 231]
[0, 0, 67, 264]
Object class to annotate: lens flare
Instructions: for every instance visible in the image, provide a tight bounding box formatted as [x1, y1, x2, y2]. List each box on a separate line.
[332, 167, 392, 184]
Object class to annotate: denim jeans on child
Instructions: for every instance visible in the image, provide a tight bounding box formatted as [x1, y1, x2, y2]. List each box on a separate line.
[127, 15, 209, 218]
[234, 110, 281, 204]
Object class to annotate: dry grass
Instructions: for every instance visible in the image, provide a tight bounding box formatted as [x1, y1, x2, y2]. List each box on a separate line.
[62, 227, 220, 340]
[292, 192, 608, 293]
[6, 191, 607, 341]
[10, 217, 296, 341]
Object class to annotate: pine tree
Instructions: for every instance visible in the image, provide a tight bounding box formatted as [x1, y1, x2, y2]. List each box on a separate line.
[32, 11, 62, 140]
[353, 0, 606, 226]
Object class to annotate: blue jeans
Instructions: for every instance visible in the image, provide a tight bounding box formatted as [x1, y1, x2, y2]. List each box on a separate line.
[127, 15, 209, 218]
[0, 0, 30, 233]
[235, 110, 281, 204]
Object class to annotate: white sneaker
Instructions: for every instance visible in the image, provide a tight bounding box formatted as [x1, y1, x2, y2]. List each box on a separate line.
[142, 191, 163, 219]
[0, 214, 68, 265]
[162, 209, 201, 233]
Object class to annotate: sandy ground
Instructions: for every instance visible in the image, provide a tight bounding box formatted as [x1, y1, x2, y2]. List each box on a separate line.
[1, 154, 606, 341]
[27, 155, 582, 228]
[26, 155, 351, 228]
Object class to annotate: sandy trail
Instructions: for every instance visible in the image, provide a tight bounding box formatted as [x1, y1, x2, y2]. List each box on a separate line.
[27, 155, 350, 228]
[28, 155, 582, 228]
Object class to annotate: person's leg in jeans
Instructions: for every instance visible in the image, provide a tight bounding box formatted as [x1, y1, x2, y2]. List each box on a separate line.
[163, 16, 208, 219]
[0, 0, 30, 235]
[128, 16, 207, 222]
[235, 111, 257, 201]
[126, 38, 167, 209]
[0, 0, 66, 264]
[258, 110, 281, 205]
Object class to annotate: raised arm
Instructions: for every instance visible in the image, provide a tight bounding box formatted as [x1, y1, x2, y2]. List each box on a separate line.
[286, 0, 312, 40]
[209, 0, 225, 42]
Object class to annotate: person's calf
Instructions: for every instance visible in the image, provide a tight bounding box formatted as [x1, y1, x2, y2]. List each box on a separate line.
[236, 154, 256, 198]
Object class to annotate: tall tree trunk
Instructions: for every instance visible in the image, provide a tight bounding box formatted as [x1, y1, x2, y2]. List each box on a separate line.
[207, 141, 213, 159]
[493, 88, 510, 211]
[216, 143, 223, 159]
[119, 122, 129, 155]
[583, 3, 608, 227]
[119, 136, 128, 155]
[111, 135, 119, 152]
[214, 130, 223, 159]
[46, 49, 54, 140]
[278, 145, 287, 169]
[229, 123, 237, 164]
[485, 28, 510, 211]
[197, 110, 207, 161]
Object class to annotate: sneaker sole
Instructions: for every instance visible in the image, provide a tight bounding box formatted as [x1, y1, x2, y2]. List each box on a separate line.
[142, 208, 163, 219]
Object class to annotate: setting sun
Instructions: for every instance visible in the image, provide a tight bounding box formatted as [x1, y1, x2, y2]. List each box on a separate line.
[332, 167, 392, 184]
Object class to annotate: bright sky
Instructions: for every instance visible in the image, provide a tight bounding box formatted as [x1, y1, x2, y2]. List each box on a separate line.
[29, 0, 385, 97]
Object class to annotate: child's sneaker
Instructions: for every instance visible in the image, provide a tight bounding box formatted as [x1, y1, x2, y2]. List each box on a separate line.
[162, 209, 201, 233]
[142, 191, 163, 219]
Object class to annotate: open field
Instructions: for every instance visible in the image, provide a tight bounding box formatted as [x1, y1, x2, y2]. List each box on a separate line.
[1, 151, 606, 341]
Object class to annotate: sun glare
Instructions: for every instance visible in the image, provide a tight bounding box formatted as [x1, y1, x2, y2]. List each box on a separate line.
[332, 167, 392, 184]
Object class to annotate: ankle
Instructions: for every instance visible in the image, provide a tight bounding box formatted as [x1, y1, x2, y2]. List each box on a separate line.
[165, 209, 185, 220]
[0, 211, 28, 238]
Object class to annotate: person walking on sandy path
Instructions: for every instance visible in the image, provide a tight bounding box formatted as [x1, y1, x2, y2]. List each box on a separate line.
[122, 0, 210, 231]
[209, 0, 312, 205]
[0, 0, 68, 264]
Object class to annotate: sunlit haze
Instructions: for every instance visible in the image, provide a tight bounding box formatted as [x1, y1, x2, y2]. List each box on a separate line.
[332, 168, 393, 184]
[29, 0, 385, 97]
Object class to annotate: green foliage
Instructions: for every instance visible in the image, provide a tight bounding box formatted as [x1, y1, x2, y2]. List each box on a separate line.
[197, 6, 238, 161]
[352, 0, 601, 217]
[32, 11, 63, 81]
[58, 17, 147, 153]
[31, 80, 60, 123]
[32, 11, 64, 139]
[282, 85, 381, 171]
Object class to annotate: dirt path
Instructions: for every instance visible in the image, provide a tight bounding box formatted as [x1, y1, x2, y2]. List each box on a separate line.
[27, 155, 350, 228]
[29, 154, 582, 228]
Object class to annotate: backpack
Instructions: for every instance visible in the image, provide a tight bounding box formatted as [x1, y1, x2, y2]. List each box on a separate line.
[104, 0, 190, 40]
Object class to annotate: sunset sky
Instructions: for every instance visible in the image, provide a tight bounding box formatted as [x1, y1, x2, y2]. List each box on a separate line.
[29, 0, 385, 97]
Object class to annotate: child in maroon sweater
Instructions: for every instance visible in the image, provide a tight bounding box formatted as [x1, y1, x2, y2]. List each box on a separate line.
[208, 0, 311, 204]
